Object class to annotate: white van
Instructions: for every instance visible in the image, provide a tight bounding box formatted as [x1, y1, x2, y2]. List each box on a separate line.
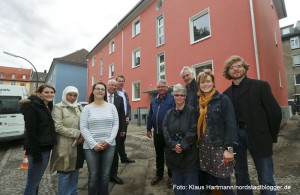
[0, 85, 28, 141]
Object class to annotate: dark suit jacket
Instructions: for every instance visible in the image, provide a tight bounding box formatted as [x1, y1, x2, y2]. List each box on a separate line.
[111, 92, 126, 134]
[223, 77, 282, 157]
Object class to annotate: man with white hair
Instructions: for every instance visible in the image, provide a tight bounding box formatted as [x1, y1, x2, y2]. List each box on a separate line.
[180, 66, 198, 108]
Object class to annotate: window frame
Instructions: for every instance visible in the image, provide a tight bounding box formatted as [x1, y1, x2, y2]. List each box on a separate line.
[109, 40, 115, 54]
[290, 37, 300, 49]
[157, 52, 166, 81]
[132, 48, 141, 68]
[22, 74, 26, 79]
[293, 55, 300, 67]
[294, 74, 300, 86]
[11, 74, 16, 79]
[109, 63, 114, 78]
[132, 80, 141, 101]
[189, 8, 211, 44]
[91, 75, 95, 86]
[132, 16, 141, 37]
[0, 73, 4, 78]
[192, 60, 214, 78]
[92, 56, 96, 67]
[100, 58, 103, 76]
[156, 14, 165, 46]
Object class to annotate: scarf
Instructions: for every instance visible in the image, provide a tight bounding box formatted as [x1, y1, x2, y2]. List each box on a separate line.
[61, 86, 80, 108]
[196, 88, 216, 147]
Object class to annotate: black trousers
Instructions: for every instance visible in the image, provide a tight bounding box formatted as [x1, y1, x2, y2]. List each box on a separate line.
[110, 136, 121, 177]
[153, 132, 172, 177]
[117, 125, 128, 161]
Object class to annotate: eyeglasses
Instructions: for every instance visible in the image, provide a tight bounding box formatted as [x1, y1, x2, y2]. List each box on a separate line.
[157, 86, 167, 89]
[94, 88, 105, 92]
[174, 94, 186, 97]
[230, 65, 243, 70]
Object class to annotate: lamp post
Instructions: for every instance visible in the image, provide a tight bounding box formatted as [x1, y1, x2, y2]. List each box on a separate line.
[3, 51, 39, 90]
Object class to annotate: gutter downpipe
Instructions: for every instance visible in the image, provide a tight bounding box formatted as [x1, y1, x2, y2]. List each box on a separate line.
[250, 0, 261, 80]
[122, 29, 124, 73]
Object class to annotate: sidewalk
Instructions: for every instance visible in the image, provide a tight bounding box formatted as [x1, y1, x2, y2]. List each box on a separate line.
[0, 117, 299, 194]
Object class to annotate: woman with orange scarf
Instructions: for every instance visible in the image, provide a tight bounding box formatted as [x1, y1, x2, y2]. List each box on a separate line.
[197, 70, 237, 195]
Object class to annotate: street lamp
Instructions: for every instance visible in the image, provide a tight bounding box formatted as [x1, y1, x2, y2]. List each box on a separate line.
[3, 51, 39, 90]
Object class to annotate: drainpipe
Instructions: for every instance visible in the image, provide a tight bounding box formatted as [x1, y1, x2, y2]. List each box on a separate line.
[121, 29, 124, 73]
[249, 0, 261, 80]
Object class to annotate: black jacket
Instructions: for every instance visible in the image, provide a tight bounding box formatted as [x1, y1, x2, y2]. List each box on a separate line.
[223, 77, 282, 157]
[113, 92, 126, 135]
[186, 78, 198, 108]
[20, 95, 57, 161]
[162, 104, 199, 172]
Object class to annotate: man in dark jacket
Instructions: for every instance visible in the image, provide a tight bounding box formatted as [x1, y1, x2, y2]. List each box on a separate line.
[223, 55, 282, 195]
[147, 79, 174, 187]
[107, 79, 127, 185]
[180, 66, 198, 108]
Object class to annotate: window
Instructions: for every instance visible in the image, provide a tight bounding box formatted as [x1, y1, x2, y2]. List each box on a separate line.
[281, 27, 290, 35]
[91, 75, 95, 86]
[156, 14, 165, 46]
[190, 8, 211, 44]
[11, 74, 16, 79]
[157, 52, 166, 80]
[11, 81, 16, 85]
[132, 81, 141, 101]
[22, 75, 26, 79]
[0, 73, 4, 78]
[100, 59, 103, 75]
[109, 40, 115, 54]
[92, 56, 96, 67]
[109, 64, 114, 78]
[0, 96, 21, 114]
[193, 60, 213, 78]
[132, 49, 141, 68]
[293, 55, 300, 67]
[294, 74, 300, 85]
[290, 37, 300, 49]
[132, 17, 140, 37]
[155, 0, 163, 10]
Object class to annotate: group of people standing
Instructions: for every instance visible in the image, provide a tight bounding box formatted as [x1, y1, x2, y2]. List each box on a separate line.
[147, 55, 282, 195]
[20, 75, 135, 195]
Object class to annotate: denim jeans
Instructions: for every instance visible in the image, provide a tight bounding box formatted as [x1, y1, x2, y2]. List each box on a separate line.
[24, 150, 51, 195]
[154, 133, 172, 177]
[234, 129, 276, 195]
[84, 146, 115, 195]
[58, 170, 79, 195]
[208, 174, 235, 195]
[172, 171, 199, 195]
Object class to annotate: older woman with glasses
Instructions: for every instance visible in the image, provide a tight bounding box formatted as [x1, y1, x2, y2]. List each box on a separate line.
[196, 69, 237, 195]
[80, 82, 119, 195]
[162, 84, 199, 195]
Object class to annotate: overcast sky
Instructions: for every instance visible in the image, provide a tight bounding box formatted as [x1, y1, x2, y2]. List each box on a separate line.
[0, 0, 299, 72]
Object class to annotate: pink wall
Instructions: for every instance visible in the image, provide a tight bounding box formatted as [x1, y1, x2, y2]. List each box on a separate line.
[87, 0, 287, 109]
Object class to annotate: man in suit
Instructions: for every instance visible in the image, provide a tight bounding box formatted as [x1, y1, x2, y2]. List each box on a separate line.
[223, 55, 282, 195]
[116, 75, 135, 163]
[107, 79, 127, 185]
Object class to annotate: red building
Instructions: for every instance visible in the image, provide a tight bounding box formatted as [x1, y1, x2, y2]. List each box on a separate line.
[87, 0, 289, 121]
[0, 66, 31, 92]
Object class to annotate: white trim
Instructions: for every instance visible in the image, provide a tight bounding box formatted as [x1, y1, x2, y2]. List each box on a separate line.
[279, 71, 282, 88]
[132, 80, 141, 101]
[189, 8, 211, 44]
[100, 58, 103, 76]
[156, 14, 165, 47]
[293, 55, 300, 67]
[91, 75, 95, 86]
[109, 63, 114, 78]
[132, 16, 141, 38]
[274, 30, 278, 46]
[191, 60, 214, 77]
[109, 40, 115, 54]
[290, 37, 300, 49]
[132, 48, 141, 68]
[157, 52, 166, 81]
[294, 74, 300, 86]
[92, 56, 96, 67]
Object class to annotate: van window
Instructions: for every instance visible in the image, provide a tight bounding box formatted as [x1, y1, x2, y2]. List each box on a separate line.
[0, 96, 21, 114]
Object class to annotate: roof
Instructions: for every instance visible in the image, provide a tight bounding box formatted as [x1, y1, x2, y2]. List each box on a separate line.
[281, 22, 300, 39]
[87, 0, 154, 58]
[54, 49, 89, 65]
[0, 66, 31, 81]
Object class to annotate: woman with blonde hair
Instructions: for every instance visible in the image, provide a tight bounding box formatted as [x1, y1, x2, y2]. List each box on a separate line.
[196, 69, 237, 195]
[50, 86, 84, 195]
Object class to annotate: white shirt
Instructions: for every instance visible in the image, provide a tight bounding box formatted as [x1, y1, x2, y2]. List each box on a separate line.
[117, 90, 127, 115]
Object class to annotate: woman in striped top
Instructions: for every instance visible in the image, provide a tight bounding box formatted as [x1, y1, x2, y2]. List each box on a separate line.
[80, 81, 119, 195]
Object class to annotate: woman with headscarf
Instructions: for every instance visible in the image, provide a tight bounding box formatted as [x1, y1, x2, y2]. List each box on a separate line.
[197, 70, 238, 195]
[50, 86, 84, 195]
